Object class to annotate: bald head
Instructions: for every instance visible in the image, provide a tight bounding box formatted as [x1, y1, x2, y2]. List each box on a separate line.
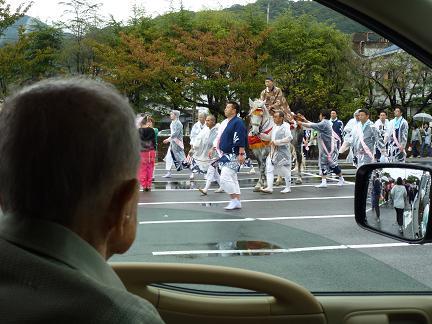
[0, 78, 140, 225]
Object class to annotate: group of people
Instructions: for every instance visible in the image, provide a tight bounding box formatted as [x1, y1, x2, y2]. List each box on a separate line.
[137, 76, 424, 212]
[410, 123, 432, 157]
[160, 102, 247, 210]
[371, 174, 419, 234]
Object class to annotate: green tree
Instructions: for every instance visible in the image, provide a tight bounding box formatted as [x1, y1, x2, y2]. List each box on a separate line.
[96, 10, 267, 118]
[265, 12, 355, 119]
[0, 0, 31, 36]
[58, 0, 102, 74]
[0, 23, 63, 97]
[355, 51, 432, 115]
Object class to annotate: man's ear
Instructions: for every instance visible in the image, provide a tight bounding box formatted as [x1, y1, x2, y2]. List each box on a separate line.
[107, 178, 139, 229]
[105, 178, 139, 257]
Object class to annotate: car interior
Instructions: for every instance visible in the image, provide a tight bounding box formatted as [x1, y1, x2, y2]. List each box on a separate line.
[107, 1, 432, 323]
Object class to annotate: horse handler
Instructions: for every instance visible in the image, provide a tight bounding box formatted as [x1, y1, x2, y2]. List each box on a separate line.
[216, 101, 247, 210]
[260, 110, 293, 194]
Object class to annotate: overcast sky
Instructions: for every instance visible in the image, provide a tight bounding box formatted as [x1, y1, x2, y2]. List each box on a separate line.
[11, 0, 257, 23]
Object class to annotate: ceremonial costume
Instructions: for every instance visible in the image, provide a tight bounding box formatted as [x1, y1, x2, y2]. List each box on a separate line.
[264, 122, 293, 193]
[386, 116, 408, 163]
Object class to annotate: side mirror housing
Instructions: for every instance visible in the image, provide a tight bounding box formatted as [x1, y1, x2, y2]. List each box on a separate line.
[355, 163, 432, 243]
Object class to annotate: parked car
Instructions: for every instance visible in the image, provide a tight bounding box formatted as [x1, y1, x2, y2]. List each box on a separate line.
[158, 129, 171, 137]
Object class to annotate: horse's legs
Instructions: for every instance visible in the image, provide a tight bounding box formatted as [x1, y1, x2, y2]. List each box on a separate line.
[253, 152, 263, 191]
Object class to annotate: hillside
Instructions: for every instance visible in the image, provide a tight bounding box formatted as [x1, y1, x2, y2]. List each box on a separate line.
[226, 0, 368, 34]
[0, 15, 43, 46]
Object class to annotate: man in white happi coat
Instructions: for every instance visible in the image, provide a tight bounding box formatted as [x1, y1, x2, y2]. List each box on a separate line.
[352, 108, 382, 168]
[189, 115, 220, 195]
[188, 111, 207, 179]
[300, 110, 344, 188]
[260, 110, 293, 194]
[162, 110, 186, 177]
[374, 110, 390, 161]
[339, 109, 360, 166]
[385, 105, 409, 163]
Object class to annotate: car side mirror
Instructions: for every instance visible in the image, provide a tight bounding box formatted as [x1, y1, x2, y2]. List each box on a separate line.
[355, 163, 432, 243]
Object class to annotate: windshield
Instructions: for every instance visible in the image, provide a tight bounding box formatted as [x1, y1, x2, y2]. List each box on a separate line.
[3, 0, 432, 294]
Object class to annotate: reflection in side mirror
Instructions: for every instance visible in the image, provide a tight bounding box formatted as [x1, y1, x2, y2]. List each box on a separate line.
[355, 164, 432, 243]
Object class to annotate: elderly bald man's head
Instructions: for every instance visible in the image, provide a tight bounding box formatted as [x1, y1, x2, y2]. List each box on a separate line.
[0, 78, 140, 225]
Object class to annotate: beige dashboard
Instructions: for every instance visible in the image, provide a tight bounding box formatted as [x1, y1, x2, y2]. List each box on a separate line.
[112, 262, 432, 324]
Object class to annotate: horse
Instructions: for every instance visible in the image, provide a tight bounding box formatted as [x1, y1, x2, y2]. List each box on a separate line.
[247, 99, 304, 191]
[248, 98, 273, 191]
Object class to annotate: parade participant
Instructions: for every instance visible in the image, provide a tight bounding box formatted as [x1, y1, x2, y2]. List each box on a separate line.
[420, 123, 431, 157]
[410, 125, 421, 158]
[188, 111, 207, 179]
[191, 115, 220, 195]
[138, 116, 156, 191]
[162, 110, 186, 177]
[300, 110, 344, 188]
[352, 108, 382, 168]
[391, 177, 408, 234]
[0, 78, 164, 323]
[385, 105, 409, 163]
[217, 101, 247, 210]
[259, 76, 290, 117]
[330, 110, 344, 149]
[374, 110, 389, 161]
[305, 129, 318, 159]
[260, 110, 293, 194]
[371, 173, 382, 222]
[339, 109, 360, 166]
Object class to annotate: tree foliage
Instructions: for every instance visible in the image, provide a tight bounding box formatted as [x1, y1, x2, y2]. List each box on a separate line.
[265, 12, 354, 119]
[2, 1, 431, 123]
[0, 23, 62, 97]
[0, 0, 31, 36]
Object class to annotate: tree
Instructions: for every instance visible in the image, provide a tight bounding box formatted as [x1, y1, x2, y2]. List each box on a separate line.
[355, 51, 432, 115]
[0, 23, 63, 98]
[96, 10, 268, 118]
[0, 0, 31, 36]
[58, 0, 102, 74]
[265, 12, 355, 119]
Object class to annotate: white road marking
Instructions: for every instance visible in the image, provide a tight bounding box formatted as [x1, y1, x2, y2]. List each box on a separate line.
[138, 195, 354, 206]
[152, 242, 414, 256]
[147, 183, 354, 192]
[256, 214, 354, 220]
[303, 171, 355, 185]
[151, 174, 330, 183]
[140, 218, 255, 225]
[139, 214, 354, 225]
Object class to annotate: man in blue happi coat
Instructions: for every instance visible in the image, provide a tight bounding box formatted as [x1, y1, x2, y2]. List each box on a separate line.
[216, 101, 247, 210]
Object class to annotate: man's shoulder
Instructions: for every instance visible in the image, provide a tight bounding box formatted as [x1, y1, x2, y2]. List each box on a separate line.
[0, 238, 163, 323]
[234, 117, 247, 128]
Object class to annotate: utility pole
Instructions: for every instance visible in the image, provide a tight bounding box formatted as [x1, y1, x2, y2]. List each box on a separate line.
[267, 0, 271, 25]
[265, 0, 271, 73]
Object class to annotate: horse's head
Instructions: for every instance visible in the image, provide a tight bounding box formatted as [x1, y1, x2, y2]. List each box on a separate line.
[248, 98, 268, 136]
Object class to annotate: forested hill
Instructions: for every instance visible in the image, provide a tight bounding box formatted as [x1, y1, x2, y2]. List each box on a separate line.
[226, 0, 368, 34]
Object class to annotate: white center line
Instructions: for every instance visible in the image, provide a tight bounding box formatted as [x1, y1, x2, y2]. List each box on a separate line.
[256, 214, 354, 221]
[152, 242, 414, 256]
[138, 195, 354, 205]
[139, 214, 354, 224]
[140, 218, 256, 225]
[148, 183, 354, 192]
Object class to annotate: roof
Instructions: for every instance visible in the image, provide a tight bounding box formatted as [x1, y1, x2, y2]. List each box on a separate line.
[369, 44, 402, 58]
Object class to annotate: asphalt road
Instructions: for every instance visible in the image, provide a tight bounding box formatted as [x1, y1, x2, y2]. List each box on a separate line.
[111, 158, 432, 294]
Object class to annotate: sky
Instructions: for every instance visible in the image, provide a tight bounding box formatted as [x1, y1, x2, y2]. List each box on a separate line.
[11, 0, 257, 23]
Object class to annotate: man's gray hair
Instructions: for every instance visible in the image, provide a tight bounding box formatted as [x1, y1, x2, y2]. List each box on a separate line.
[0, 78, 140, 224]
[207, 114, 216, 122]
